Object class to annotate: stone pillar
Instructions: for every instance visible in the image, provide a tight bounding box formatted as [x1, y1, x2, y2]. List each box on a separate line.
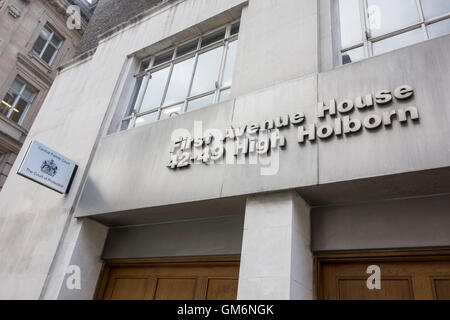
[237, 191, 312, 300]
[40, 218, 108, 300]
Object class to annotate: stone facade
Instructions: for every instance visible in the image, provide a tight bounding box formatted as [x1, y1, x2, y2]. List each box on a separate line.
[0, 0, 90, 191]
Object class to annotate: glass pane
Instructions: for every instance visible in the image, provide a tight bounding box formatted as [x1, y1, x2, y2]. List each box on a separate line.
[22, 86, 37, 102]
[201, 28, 226, 47]
[9, 98, 28, 123]
[231, 22, 240, 36]
[187, 94, 214, 112]
[42, 44, 57, 63]
[368, 0, 420, 37]
[164, 57, 195, 105]
[41, 27, 52, 41]
[372, 28, 423, 55]
[339, 0, 363, 47]
[3, 91, 17, 105]
[120, 119, 130, 131]
[428, 18, 450, 38]
[140, 60, 150, 72]
[140, 67, 170, 113]
[342, 46, 365, 64]
[219, 89, 231, 102]
[160, 104, 184, 120]
[44, 25, 53, 36]
[125, 77, 143, 116]
[11, 79, 24, 93]
[1, 92, 17, 115]
[221, 40, 238, 87]
[135, 111, 159, 127]
[190, 47, 223, 96]
[51, 33, 63, 47]
[32, 36, 47, 55]
[176, 40, 198, 57]
[154, 50, 174, 66]
[421, 0, 450, 19]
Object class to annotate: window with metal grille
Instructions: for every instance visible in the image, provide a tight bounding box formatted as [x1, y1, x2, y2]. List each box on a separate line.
[338, 0, 450, 65]
[120, 20, 240, 131]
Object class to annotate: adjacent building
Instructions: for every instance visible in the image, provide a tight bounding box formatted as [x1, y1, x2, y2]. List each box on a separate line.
[0, 0, 93, 191]
[0, 0, 450, 300]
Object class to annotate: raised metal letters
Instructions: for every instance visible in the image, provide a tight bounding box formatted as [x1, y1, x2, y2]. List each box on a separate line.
[394, 85, 414, 100]
[169, 85, 420, 169]
[375, 90, 393, 105]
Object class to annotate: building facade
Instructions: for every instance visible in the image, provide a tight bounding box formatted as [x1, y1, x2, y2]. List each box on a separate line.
[0, 0, 92, 191]
[0, 0, 450, 300]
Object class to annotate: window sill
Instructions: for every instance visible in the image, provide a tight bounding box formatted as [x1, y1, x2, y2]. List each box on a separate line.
[336, 34, 450, 69]
[28, 52, 54, 73]
[121, 98, 233, 134]
[16, 53, 54, 89]
[0, 113, 29, 135]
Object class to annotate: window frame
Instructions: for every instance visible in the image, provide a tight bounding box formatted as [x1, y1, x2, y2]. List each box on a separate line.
[121, 20, 240, 130]
[0, 150, 5, 177]
[33, 24, 64, 66]
[1, 78, 37, 125]
[338, 0, 450, 64]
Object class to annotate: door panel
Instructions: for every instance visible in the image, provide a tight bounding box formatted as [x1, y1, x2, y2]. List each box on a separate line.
[154, 278, 197, 300]
[97, 258, 240, 300]
[337, 277, 413, 300]
[109, 278, 148, 300]
[317, 251, 450, 300]
[206, 279, 239, 300]
[433, 278, 450, 300]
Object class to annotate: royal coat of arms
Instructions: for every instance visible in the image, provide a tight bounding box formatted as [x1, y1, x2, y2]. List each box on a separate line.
[41, 159, 58, 177]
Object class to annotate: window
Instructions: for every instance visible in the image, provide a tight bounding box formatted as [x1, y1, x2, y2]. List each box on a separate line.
[32, 24, 63, 65]
[338, 0, 450, 65]
[121, 21, 240, 130]
[1, 78, 37, 125]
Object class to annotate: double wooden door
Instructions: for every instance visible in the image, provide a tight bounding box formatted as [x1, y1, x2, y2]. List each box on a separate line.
[317, 251, 450, 300]
[96, 257, 240, 300]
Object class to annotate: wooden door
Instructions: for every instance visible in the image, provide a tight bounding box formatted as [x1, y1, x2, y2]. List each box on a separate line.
[96, 257, 240, 300]
[316, 250, 450, 300]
